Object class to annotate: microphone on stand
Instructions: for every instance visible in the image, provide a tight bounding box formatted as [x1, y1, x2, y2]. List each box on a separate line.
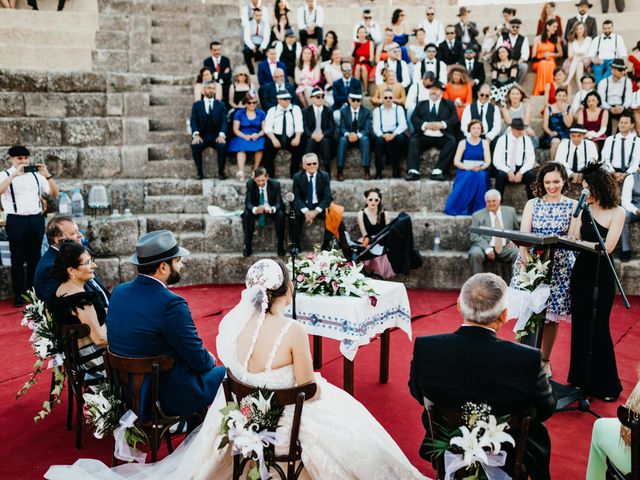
[285, 191, 295, 212]
[573, 188, 590, 218]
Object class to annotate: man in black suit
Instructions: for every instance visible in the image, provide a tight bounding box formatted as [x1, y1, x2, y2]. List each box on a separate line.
[405, 81, 458, 181]
[259, 68, 297, 112]
[565, 0, 599, 39]
[336, 93, 372, 181]
[454, 7, 480, 50]
[241, 167, 286, 257]
[437, 29, 463, 66]
[459, 44, 485, 98]
[189, 81, 227, 179]
[332, 63, 363, 114]
[409, 273, 557, 480]
[303, 87, 335, 174]
[203, 41, 232, 105]
[291, 153, 334, 251]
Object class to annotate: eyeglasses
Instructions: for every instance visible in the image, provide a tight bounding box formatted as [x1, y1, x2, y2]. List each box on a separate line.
[305, 162, 318, 166]
[238, 73, 248, 76]
[350, 98, 362, 102]
[426, 49, 437, 53]
[246, 101, 258, 105]
[445, 31, 455, 35]
[383, 96, 394, 100]
[479, 93, 490, 98]
[80, 257, 95, 267]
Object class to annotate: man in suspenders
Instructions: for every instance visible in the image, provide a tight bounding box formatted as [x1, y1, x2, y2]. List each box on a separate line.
[0, 146, 58, 306]
[601, 112, 639, 182]
[588, 20, 628, 83]
[372, 89, 408, 179]
[597, 58, 633, 134]
[492, 119, 537, 199]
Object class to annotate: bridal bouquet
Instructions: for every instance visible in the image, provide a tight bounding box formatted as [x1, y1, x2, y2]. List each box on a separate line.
[218, 390, 286, 480]
[508, 251, 552, 340]
[428, 402, 514, 480]
[16, 288, 67, 422]
[294, 249, 378, 305]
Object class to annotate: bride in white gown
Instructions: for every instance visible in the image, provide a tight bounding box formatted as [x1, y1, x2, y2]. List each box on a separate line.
[45, 259, 427, 480]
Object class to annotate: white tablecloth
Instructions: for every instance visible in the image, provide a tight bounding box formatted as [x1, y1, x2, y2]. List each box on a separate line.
[285, 279, 412, 361]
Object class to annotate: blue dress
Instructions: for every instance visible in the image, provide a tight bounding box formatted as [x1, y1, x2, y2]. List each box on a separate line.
[228, 108, 266, 153]
[444, 140, 489, 216]
[392, 33, 411, 63]
[541, 105, 570, 148]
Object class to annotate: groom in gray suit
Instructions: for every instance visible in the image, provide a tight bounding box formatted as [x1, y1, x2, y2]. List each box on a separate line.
[468, 189, 519, 275]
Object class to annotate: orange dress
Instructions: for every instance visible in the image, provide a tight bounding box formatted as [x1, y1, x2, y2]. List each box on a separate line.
[444, 82, 473, 119]
[533, 41, 557, 96]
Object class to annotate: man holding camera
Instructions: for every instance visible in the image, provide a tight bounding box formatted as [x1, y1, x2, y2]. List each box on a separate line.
[1, 146, 58, 307]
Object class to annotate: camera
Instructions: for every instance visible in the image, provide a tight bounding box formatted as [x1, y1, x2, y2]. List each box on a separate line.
[23, 165, 39, 173]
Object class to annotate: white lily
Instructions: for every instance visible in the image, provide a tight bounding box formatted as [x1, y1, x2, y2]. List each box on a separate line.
[450, 425, 489, 467]
[247, 391, 273, 415]
[477, 416, 515, 454]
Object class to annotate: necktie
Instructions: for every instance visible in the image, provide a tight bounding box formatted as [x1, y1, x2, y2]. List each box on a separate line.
[281, 109, 288, 147]
[208, 100, 214, 114]
[214, 58, 220, 72]
[494, 215, 503, 253]
[351, 111, 358, 132]
[429, 102, 437, 120]
[467, 60, 472, 70]
[480, 104, 485, 121]
[621, 137, 627, 169]
[306, 174, 314, 209]
[345, 79, 350, 90]
[395, 60, 402, 83]
[258, 189, 266, 227]
[255, 22, 259, 36]
[572, 146, 579, 172]
[314, 107, 322, 135]
[449, 42, 453, 49]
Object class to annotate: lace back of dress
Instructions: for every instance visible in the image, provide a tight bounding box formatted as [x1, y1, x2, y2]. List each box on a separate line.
[242, 287, 269, 371]
[265, 321, 293, 372]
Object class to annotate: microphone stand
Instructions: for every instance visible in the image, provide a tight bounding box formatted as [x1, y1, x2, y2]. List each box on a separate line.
[287, 200, 300, 321]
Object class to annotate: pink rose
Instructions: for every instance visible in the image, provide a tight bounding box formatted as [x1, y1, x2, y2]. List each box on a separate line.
[308, 253, 317, 260]
[240, 405, 251, 418]
[296, 274, 305, 282]
[332, 281, 339, 293]
[369, 296, 378, 307]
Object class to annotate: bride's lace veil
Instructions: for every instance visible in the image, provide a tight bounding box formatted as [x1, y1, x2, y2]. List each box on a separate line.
[216, 259, 286, 374]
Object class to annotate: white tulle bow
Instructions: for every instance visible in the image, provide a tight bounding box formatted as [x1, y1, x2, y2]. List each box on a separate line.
[507, 285, 550, 333]
[228, 426, 285, 480]
[113, 410, 146, 464]
[444, 450, 511, 480]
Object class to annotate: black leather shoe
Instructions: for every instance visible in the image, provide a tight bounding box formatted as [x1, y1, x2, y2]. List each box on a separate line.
[218, 173, 227, 180]
[429, 173, 446, 181]
[196, 173, 204, 180]
[374, 172, 383, 180]
[242, 246, 252, 257]
[28, 0, 38, 9]
[620, 251, 631, 262]
[57, 0, 66, 10]
[404, 172, 420, 181]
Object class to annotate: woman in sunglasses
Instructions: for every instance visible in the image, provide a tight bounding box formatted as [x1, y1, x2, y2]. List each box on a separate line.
[228, 66, 255, 110]
[357, 188, 394, 279]
[228, 92, 266, 180]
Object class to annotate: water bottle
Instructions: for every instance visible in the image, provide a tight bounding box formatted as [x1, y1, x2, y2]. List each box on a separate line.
[433, 232, 441, 253]
[71, 188, 84, 218]
[58, 192, 72, 215]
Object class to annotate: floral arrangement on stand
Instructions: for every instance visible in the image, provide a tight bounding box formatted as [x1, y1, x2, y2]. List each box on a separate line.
[508, 251, 552, 340]
[427, 402, 515, 480]
[16, 289, 66, 422]
[294, 249, 378, 305]
[218, 390, 286, 480]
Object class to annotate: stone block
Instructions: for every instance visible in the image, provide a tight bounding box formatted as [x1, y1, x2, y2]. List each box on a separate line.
[3, 119, 63, 146]
[93, 49, 129, 73]
[30, 147, 78, 178]
[210, 254, 262, 284]
[23, 93, 66, 118]
[108, 179, 146, 212]
[99, 14, 129, 31]
[123, 92, 149, 116]
[122, 117, 149, 145]
[210, 182, 244, 211]
[145, 213, 205, 233]
[128, 31, 151, 50]
[204, 216, 243, 252]
[97, 0, 133, 14]
[65, 94, 107, 117]
[106, 73, 150, 93]
[106, 93, 124, 116]
[178, 253, 212, 286]
[47, 72, 106, 93]
[78, 147, 122, 178]
[119, 257, 138, 283]
[93, 257, 121, 289]
[0, 70, 48, 92]
[120, 146, 148, 178]
[62, 118, 122, 147]
[0, 120, 20, 145]
[95, 30, 129, 50]
[87, 217, 141, 256]
[0, 266, 12, 300]
[0, 93, 25, 116]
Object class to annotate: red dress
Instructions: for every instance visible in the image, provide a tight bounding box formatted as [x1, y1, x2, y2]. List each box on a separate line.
[629, 54, 640, 91]
[583, 108, 607, 144]
[353, 41, 374, 79]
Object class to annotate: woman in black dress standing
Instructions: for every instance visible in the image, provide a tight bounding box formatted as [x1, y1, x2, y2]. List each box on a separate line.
[568, 163, 625, 401]
[47, 242, 108, 391]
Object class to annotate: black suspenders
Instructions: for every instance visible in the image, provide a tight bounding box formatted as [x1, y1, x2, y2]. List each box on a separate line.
[2, 170, 41, 214]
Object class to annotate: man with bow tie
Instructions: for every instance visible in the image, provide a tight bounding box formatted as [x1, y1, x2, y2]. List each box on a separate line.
[242, 8, 270, 75]
[588, 20, 628, 82]
[189, 82, 227, 180]
[263, 91, 304, 178]
[565, 0, 598, 40]
[412, 43, 448, 85]
[497, 19, 529, 84]
[257, 46, 287, 86]
[203, 41, 232, 106]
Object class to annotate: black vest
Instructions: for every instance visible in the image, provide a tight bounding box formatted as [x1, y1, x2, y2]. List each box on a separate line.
[501, 33, 524, 61]
[280, 44, 297, 77]
[470, 102, 495, 132]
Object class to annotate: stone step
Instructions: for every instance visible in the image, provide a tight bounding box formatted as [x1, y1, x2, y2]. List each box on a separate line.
[150, 2, 188, 14]
[0, 27, 96, 47]
[148, 143, 191, 160]
[148, 75, 193, 86]
[144, 194, 208, 214]
[144, 213, 206, 233]
[151, 50, 192, 65]
[144, 178, 204, 196]
[146, 62, 192, 76]
[148, 130, 190, 144]
[149, 93, 194, 108]
[151, 17, 190, 28]
[149, 115, 188, 131]
[143, 159, 193, 178]
[149, 104, 192, 118]
[0, 45, 94, 72]
[151, 33, 191, 45]
[178, 231, 206, 252]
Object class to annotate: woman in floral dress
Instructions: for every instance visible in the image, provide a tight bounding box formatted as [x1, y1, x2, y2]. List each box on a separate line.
[513, 162, 578, 377]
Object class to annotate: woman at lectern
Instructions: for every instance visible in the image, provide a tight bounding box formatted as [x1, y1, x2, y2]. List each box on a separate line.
[568, 163, 625, 402]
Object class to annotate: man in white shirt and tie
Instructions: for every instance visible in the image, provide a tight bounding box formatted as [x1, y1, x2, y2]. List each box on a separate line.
[412, 43, 448, 85]
[297, 0, 324, 46]
[459, 45, 485, 96]
[602, 112, 639, 182]
[468, 189, 519, 275]
[375, 43, 410, 89]
[419, 6, 445, 46]
[242, 8, 269, 75]
[264, 91, 304, 178]
[352, 8, 381, 44]
[588, 20, 628, 83]
[554, 124, 599, 182]
[492, 119, 537, 199]
[620, 169, 640, 261]
[372, 89, 408, 179]
[461, 85, 502, 145]
[597, 58, 633, 132]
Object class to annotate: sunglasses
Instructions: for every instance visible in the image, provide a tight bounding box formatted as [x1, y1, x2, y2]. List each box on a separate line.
[479, 93, 490, 98]
[511, 25, 520, 29]
[426, 49, 437, 53]
[426, 13, 435, 16]
[238, 73, 248, 76]
[312, 95, 324, 99]
[246, 101, 258, 105]
[305, 162, 318, 166]
[364, 15, 371, 19]
[446, 31, 455, 35]
[368, 197, 380, 202]
[383, 96, 393, 100]
[350, 98, 362, 102]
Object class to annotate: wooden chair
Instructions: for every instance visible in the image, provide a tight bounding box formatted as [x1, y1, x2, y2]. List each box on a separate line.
[223, 369, 317, 480]
[606, 405, 640, 480]
[425, 404, 531, 480]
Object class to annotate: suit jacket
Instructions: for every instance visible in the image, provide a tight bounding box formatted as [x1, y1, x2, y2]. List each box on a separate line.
[337, 105, 371, 137]
[565, 15, 597, 40]
[243, 178, 284, 213]
[410, 98, 458, 138]
[203, 55, 232, 87]
[189, 99, 227, 137]
[409, 326, 557, 480]
[469, 206, 519, 251]
[258, 81, 297, 112]
[292, 170, 332, 213]
[437, 39, 463, 65]
[106, 275, 223, 417]
[458, 58, 486, 89]
[302, 104, 335, 138]
[454, 21, 480, 46]
[331, 77, 362, 111]
[257, 60, 287, 86]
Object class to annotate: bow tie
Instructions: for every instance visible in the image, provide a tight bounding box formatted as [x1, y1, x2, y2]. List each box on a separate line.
[427, 61, 434, 64]
[604, 35, 612, 39]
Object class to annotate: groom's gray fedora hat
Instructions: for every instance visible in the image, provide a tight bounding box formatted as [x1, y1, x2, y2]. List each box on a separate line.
[129, 230, 190, 266]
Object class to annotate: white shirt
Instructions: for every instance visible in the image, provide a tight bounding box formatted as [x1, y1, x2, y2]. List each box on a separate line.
[239, 2, 262, 27]
[344, 108, 364, 138]
[251, 186, 275, 214]
[375, 59, 410, 87]
[275, 41, 302, 62]
[420, 100, 445, 137]
[588, 33, 627, 60]
[419, 19, 445, 45]
[0, 167, 50, 215]
[571, 88, 592, 114]
[405, 82, 431, 114]
[264, 105, 304, 137]
[412, 58, 448, 85]
[372, 104, 408, 137]
[297, 4, 324, 29]
[492, 133, 535, 174]
[488, 208, 505, 249]
[243, 19, 270, 50]
[300, 173, 322, 213]
[498, 34, 530, 62]
[461, 101, 502, 141]
[352, 20, 382, 44]
[632, 90, 640, 109]
[569, 37, 592, 59]
[141, 274, 167, 288]
[554, 138, 599, 176]
[621, 173, 640, 214]
[597, 76, 633, 109]
[602, 133, 640, 173]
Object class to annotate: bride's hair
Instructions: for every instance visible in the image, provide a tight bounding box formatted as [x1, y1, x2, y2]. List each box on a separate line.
[264, 259, 290, 313]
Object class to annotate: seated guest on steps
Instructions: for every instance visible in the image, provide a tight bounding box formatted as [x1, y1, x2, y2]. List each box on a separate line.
[409, 273, 557, 480]
[541, 87, 573, 160]
[228, 92, 266, 181]
[203, 41, 232, 105]
[536, 2, 563, 38]
[228, 66, 254, 111]
[565, 21, 592, 90]
[620, 168, 640, 261]
[318, 30, 337, 64]
[258, 67, 297, 112]
[543, 68, 572, 112]
[193, 67, 222, 103]
[242, 167, 286, 257]
[242, 8, 269, 75]
[323, 47, 343, 87]
[271, 12, 289, 46]
[586, 372, 640, 479]
[275, 29, 302, 82]
[263, 91, 304, 178]
[405, 81, 459, 182]
[496, 18, 529, 85]
[602, 112, 640, 184]
[589, 21, 628, 83]
[357, 188, 394, 279]
[336, 93, 372, 181]
[597, 58, 633, 133]
[375, 27, 394, 64]
[564, 0, 598, 41]
[294, 45, 321, 108]
[412, 43, 448, 86]
[576, 91, 608, 148]
[555, 124, 599, 183]
[353, 7, 382, 45]
[271, 0, 291, 33]
[443, 65, 473, 119]
[532, 19, 563, 97]
[501, 84, 538, 148]
[458, 44, 485, 98]
[468, 190, 519, 275]
[189, 81, 227, 180]
[332, 62, 362, 115]
[107, 230, 225, 419]
[489, 46, 518, 107]
[302, 87, 335, 174]
[444, 119, 491, 216]
[493, 119, 537, 199]
[47, 242, 107, 392]
[374, 42, 411, 90]
[35, 216, 110, 308]
[461, 84, 502, 145]
[291, 153, 334, 251]
[438, 25, 463, 66]
[571, 74, 596, 114]
[454, 7, 480, 50]
[407, 28, 427, 69]
[390, 9, 410, 62]
[257, 46, 286, 87]
[405, 71, 434, 125]
[370, 69, 406, 107]
[297, 0, 324, 46]
[372, 90, 408, 179]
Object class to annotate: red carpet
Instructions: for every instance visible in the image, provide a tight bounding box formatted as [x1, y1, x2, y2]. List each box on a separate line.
[0, 285, 638, 479]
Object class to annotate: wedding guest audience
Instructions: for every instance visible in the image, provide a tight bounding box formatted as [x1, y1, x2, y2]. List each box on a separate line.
[375, 42, 410, 89]
[375, 28, 395, 64]
[242, 8, 269, 75]
[444, 120, 490, 216]
[1, 145, 58, 306]
[571, 74, 596, 114]
[257, 46, 286, 86]
[419, 6, 445, 46]
[490, 46, 518, 106]
[468, 190, 520, 275]
[372, 91, 408, 178]
[409, 272, 557, 480]
[536, 2, 563, 37]
[48, 242, 107, 391]
[405, 71, 434, 121]
[336, 93, 372, 181]
[108, 230, 226, 418]
[589, 20, 628, 82]
[555, 124, 599, 182]
[565, 21, 592, 89]
[407, 28, 428, 66]
[352, 8, 381, 45]
[390, 9, 411, 62]
[302, 88, 335, 173]
[598, 58, 633, 131]
[297, 0, 324, 46]
[332, 62, 362, 113]
[275, 29, 302, 80]
[459, 44, 485, 97]
[263, 91, 304, 178]
[515, 161, 577, 378]
[356, 188, 394, 278]
[405, 81, 458, 181]
[294, 45, 321, 107]
[193, 67, 222, 102]
[576, 91, 609, 147]
[602, 112, 639, 181]
[319, 30, 337, 63]
[412, 42, 447, 85]
[203, 41, 232, 104]
[461, 84, 502, 144]
[501, 85, 538, 146]
[454, 7, 479, 49]
[228, 66, 253, 110]
[322, 48, 343, 86]
[532, 19, 563, 97]
[229, 92, 266, 181]
[352, 27, 375, 94]
[493, 119, 537, 199]
[240, 0, 263, 27]
[258, 68, 296, 112]
[242, 167, 286, 257]
[371, 70, 406, 107]
[190, 82, 227, 180]
[542, 87, 573, 159]
[444, 66, 473, 119]
[620, 169, 640, 261]
[497, 18, 530, 84]
[438, 26, 463, 66]
[565, 0, 598, 40]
